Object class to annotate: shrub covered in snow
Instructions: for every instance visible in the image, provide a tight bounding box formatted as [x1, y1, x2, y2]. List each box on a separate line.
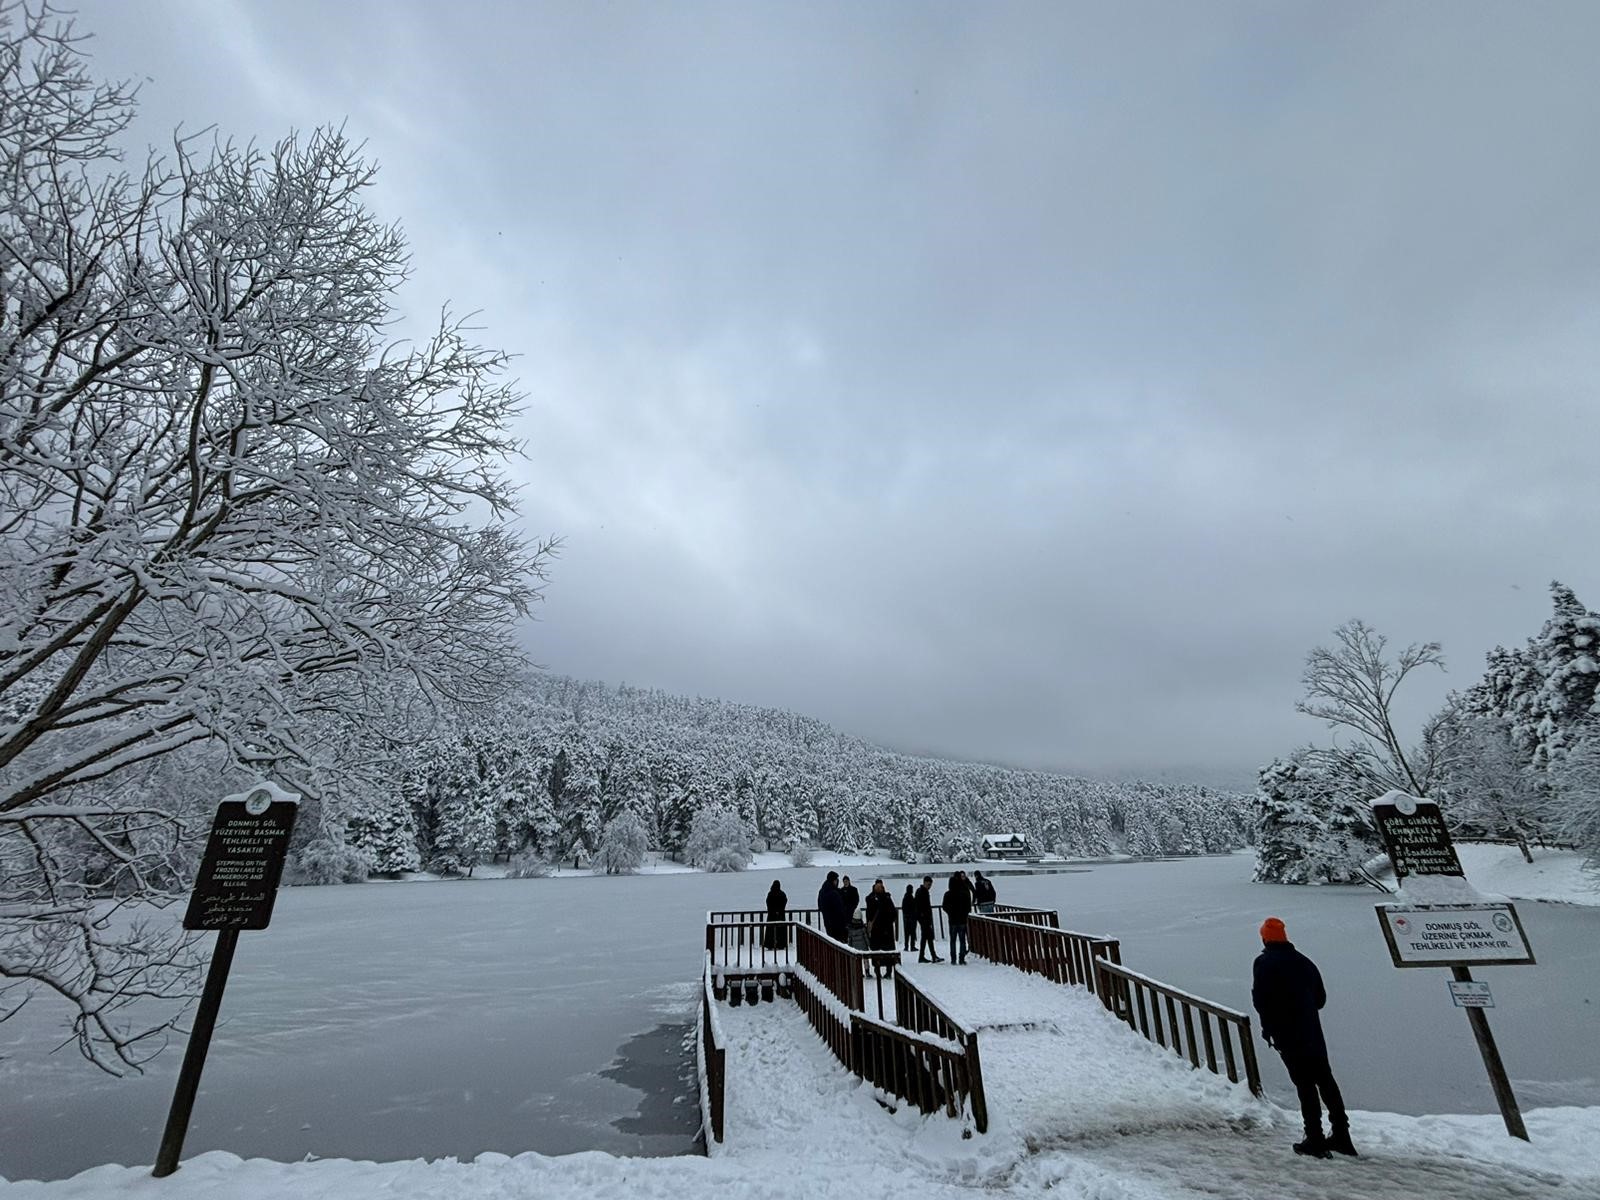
[594, 813, 650, 875]
[787, 841, 815, 867]
[506, 849, 557, 878]
[289, 837, 372, 885]
[684, 806, 752, 872]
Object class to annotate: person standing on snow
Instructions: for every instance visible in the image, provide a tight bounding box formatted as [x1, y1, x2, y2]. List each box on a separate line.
[973, 870, 997, 913]
[864, 879, 899, 977]
[839, 875, 861, 924]
[763, 879, 788, 951]
[901, 883, 919, 952]
[817, 871, 846, 941]
[941, 871, 973, 963]
[913, 876, 942, 962]
[1251, 917, 1355, 1159]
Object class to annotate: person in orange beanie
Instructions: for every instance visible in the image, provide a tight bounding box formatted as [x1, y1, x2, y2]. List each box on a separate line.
[1252, 917, 1355, 1159]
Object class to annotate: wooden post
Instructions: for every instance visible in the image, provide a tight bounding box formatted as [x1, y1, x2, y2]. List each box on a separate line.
[153, 929, 239, 1177]
[1451, 965, 1528, 1141]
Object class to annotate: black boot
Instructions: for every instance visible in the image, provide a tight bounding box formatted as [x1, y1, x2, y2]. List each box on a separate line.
[1293, 1134, 1330, 1159]
[1326, 1128, 1357, 1157]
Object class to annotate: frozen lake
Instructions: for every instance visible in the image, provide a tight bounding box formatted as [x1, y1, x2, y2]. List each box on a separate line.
[2, 853, 1596, 1182]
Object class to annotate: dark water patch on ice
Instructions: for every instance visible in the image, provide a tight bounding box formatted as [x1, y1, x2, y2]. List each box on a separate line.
[599, 1022, 701, 1152]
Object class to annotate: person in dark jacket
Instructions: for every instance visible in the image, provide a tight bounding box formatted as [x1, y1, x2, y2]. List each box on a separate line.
[901, 884, 919, 952]
[1252, 917, 1354, 1159]
[973, 870, 997, 913]
[913, 876, 942, 962]
[763, 880, 787, 951]
[817, 871, 846, 941]
[941, 873, 973, 963]
[864, 879, 899, 977]
[839, 876, 861, 924]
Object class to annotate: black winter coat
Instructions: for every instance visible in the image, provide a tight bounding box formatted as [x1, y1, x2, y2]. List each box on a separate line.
[840, 885, 861, 922]
[817, 881, 845, 936]
[766, 886, 787, 920]
[911, 885, 935, 926]
[973, 876, 997, 905]
[1252, 941, 1328, 1057]
[941, 884, 972, 923]
[864, 891, 898, 950]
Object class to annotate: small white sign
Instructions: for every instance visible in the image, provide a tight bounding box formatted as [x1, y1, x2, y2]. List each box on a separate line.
[1377, 902, 1535, 967]
[1449, 980, 1494, 1008]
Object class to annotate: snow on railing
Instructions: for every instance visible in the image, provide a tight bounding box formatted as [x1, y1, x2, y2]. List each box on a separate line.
[698, 954, 728, 1146]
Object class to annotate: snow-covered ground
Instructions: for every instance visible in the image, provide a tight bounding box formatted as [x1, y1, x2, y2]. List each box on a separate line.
[2, 855, 1595, 1186]
[1449, 843, 1598, 906]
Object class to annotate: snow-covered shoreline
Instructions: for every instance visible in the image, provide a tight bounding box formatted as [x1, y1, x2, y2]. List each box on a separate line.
[361, 842, 1600, 907]
[4, 1104, 1596, 1197]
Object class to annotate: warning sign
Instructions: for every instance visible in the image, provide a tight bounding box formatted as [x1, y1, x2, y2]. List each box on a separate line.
[1371, 800, 1464, 879]
[183, 793, 298, 931]
[1376, 903, 1535, 968]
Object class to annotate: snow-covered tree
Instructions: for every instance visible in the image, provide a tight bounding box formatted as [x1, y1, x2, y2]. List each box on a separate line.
[1253, 747, 1383, 885]
[593, 811, 649, 875]
[0, 6, 551, 1070]
[1430, 714, 1555, 856]
[1549, 724, 1600, 865]
[683, 804, 752, 872]
[1297, 620, 1445, 795]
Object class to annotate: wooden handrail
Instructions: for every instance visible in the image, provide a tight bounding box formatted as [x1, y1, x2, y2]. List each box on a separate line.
[1091, 958, 1263, 1096]
[698, 955, 727, 1144]
[990, 904, 1060, 927]
[968, 913, 1120, 993]
[791, 923, 899, 1019]
[892, 970, 989, 1132]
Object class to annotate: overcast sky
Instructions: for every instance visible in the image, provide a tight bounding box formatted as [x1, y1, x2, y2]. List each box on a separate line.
[72, 1, 1600, 780]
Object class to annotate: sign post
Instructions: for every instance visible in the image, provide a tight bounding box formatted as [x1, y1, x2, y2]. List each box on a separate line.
[1370, 790, 1531, 1141]
[152, 785, 297, 1178]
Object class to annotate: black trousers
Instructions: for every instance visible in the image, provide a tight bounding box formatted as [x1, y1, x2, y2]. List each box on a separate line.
[1279, 1048, 1347, 1139]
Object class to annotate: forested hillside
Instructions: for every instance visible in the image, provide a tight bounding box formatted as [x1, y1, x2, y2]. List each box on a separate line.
[350, 674, 1254, 874]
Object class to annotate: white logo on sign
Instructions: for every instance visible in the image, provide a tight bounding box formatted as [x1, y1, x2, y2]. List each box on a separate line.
[1394, 794, 1418, 816]
[244, 788, 272, 816]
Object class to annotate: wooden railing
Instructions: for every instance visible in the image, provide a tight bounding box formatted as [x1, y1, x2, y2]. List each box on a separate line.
[990, 903, 1059, 927]
[705, 919, 798, 970]
[709, 907, 824, 929]
[969, 913, 1121, 994]
[792, 923, 897, 1019]
[892, 972, 989, 1131]
[790, 961, 855, 1067]
[1092, 958, 1263, 1096]
[853, 1010, 988, 1132]
[698, 956, 727, 1144]
[787, 963, 988, 1133]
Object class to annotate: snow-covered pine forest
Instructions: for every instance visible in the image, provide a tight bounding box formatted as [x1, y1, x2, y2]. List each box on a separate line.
[1254, 581, 1600, 884]
[346, 672, 1255, 876]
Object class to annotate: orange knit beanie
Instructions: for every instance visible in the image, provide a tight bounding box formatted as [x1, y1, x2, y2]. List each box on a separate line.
[1260, 917, 1288, 943]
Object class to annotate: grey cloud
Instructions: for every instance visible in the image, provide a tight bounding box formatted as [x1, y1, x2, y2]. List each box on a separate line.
[70, 0, 1600, 775]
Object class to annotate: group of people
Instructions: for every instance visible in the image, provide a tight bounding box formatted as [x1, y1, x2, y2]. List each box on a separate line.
[793, 869, 999, 967]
